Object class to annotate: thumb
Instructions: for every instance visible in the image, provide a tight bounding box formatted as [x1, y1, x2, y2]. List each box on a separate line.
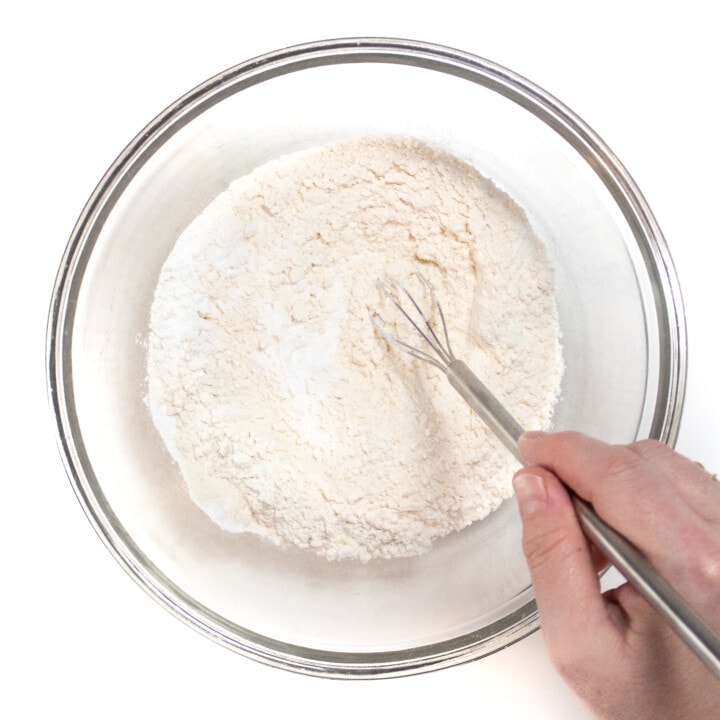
[513, 467, 608, 654]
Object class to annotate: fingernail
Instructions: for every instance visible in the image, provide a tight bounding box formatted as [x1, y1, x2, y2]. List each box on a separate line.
[513, 472, 548, 516]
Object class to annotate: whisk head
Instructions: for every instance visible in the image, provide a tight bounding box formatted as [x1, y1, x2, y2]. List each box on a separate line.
[370, 273, 456, 372]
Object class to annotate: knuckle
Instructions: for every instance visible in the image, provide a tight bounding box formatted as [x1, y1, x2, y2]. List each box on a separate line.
[694, 558, 720, 596]
[629, 438, 674, 468]
[630, 437, 666, 456]
[682, 531, 720, 593]
[599, 445, 647, 483]
[659, 524, 720, 623]
[552, 649, 589, 684]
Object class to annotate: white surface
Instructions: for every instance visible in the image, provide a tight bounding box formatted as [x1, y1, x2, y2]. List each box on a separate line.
[3, 2, 718, 718]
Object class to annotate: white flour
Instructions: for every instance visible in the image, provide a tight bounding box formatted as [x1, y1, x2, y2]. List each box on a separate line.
[147, 136, 563, 562]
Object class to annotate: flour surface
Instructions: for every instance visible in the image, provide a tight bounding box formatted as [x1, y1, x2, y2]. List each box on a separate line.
[147, 136, 563, 561]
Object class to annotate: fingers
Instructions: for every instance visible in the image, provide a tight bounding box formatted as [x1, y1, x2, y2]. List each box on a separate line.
[518, 431, 720, 620]
[519, 432, 719, 518]
[512, 465, 614, 658]
[518, 431, 706, 542]
[519, 431, 653, 503]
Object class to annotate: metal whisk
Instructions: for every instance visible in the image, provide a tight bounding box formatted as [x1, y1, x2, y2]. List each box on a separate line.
[371, 274, 524, 456]
[371, 273, 720, 679]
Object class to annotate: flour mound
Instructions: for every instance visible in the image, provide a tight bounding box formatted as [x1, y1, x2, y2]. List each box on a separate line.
[147, 136, 563, 562]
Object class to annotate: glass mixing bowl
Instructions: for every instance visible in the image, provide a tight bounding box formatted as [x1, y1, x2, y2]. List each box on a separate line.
[47, 38, 686, 677]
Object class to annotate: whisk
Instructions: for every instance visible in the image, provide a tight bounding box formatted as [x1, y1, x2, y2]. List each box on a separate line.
[371, 273, 720, 679]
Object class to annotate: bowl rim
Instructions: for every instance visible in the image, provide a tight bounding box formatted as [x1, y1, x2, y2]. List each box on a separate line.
[46, 36, 687, 678]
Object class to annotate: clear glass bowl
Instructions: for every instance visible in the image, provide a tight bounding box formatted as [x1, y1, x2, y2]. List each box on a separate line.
[47, 38, 686, 677]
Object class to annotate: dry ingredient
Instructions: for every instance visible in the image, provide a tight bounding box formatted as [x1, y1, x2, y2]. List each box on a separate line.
[147, 136, 563, 562]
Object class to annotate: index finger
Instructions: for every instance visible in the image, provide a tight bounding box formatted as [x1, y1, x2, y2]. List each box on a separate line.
[517, 431, 709, 549]
[519, 432, 719, 512]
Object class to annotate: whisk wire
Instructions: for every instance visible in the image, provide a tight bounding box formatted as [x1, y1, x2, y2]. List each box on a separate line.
[373, 275, 455, 371]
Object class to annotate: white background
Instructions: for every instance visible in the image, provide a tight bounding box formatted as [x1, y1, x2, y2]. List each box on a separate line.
[3, 2, 718, 718]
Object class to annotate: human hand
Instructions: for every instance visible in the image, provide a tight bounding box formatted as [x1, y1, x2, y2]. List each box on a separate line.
[512, 431, 720, 720]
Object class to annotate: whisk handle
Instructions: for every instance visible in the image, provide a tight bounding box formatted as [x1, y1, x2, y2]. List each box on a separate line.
[446, 358, 720, 679]
[446, 360, 524, 462]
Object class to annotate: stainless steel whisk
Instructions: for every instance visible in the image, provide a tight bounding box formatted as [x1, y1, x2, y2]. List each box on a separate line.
[371, 273, 720, 679]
